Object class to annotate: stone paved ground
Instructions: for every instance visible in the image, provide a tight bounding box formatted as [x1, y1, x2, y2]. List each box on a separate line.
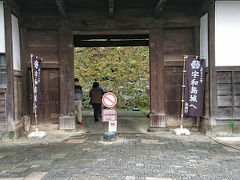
[0, 132, 240, 180]
[76, 111, 149, 134]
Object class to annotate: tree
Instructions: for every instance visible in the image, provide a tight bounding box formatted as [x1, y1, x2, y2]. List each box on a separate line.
[74, 47, 150, 111]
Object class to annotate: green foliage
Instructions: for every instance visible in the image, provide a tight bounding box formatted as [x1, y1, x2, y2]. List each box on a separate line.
[229, 120, 236, 128]
[74, 47, 150, 111]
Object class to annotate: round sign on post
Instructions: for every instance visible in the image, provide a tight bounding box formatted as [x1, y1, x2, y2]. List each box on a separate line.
[102, 92, 117, 108]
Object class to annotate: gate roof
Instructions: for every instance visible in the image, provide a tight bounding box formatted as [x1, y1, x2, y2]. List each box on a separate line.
[14, 0, 203, 18]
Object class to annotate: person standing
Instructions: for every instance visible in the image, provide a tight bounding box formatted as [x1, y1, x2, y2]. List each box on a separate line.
[74, 78, 83, 125]
[98, 86, 104, 95]
[89, 82, 102, 122]
[98, 86, 104, 116]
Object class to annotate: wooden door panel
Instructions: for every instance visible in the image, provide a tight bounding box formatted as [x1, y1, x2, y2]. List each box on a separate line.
[164, 66, 195, 126]
[0, 88, 6, 130]
[29, 69, 60, 124]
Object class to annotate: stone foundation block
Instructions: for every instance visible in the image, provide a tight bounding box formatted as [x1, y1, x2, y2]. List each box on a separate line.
[150, 114, 166, 127]
[59, 116, 75, 130]
[0, 131, 14, 142]
[207, 124, 238, 137]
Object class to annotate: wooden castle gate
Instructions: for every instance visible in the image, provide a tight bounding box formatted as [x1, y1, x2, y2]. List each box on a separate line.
[0, 0, 214, 133]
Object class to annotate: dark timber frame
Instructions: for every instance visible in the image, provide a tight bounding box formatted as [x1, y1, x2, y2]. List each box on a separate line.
[54, 0, 67, 18]
[208, 1, 217, 126]
[2, 0, 230, 136]
[149, 29, 165, 127]
[155, 0, 168, 18]
[4, 1, 14, 131]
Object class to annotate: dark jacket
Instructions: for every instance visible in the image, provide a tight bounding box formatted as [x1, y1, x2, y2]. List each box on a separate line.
[89, 88, 102, 104]
[74, 85, 83, 100]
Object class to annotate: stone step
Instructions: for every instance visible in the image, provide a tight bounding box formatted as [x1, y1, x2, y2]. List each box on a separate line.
[31, 124, 59, 131]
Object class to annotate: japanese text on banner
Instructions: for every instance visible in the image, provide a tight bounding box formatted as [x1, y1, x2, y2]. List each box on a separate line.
[31, 56, 42, 115]
[183, 57, 206, 117]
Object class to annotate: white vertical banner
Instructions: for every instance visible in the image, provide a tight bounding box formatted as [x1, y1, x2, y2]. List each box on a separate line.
[200, 13, 208, 67]
[11, 14, 21, 70]
[215, 1, 240, 66]
[0, 1, 5, 53]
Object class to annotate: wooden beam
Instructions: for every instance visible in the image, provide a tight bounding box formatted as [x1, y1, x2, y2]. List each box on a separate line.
[4, 1, 15, 131]
[74, 34, 149, 40]
[23, 16, 199, 30]
[109, 0, 114, 19]
[54, 0, 67, 18]
[73, 30, 149, 36]
[27, 62, 60, 69]
[155, 0, 168, 18]
[74, 40, 149, 47]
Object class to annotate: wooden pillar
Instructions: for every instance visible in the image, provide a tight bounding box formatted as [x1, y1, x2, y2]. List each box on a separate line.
[58, 27, 75, 128]
[149, 29, 165, 127]
[208, 2, 217, 126]
[4, 1, 15, 131]
[194, 25, 200, 55]
[20, 26, 28, 116]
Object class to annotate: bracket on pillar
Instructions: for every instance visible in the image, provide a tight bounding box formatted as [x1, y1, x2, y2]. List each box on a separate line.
[109, 0, 114, 19]
[155, 0, 168, 18]
[54, 0, 67, 18]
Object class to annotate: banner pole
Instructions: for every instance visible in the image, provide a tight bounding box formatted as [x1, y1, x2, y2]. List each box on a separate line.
[173, 55, 190, 135]
[30, 54, 38, 129]
[28, 55, 46, 139]
[180, 55, 187, 126]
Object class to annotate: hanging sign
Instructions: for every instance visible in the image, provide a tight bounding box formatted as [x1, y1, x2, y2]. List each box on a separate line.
[108, 120, 117, 132]
[183, 57, 206, 117]
[102, 109, 117, 122]
[31, 55, 42, 115]
[102, 92, 117, 108]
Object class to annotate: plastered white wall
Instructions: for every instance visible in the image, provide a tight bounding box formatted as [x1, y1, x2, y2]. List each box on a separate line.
[200, 13, 208, 67]
[215, 1, 240, 66]
[0, 1, 5, 53]
[11, 14, 21, 70]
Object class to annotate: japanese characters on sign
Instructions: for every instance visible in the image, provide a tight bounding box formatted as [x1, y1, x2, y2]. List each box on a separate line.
[102, 109, 117, 122]
[31, 55, 42, 115]
[183, 57, 206, 117]
[108, 120, 117, 132]
[102, 93, 118, 133]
